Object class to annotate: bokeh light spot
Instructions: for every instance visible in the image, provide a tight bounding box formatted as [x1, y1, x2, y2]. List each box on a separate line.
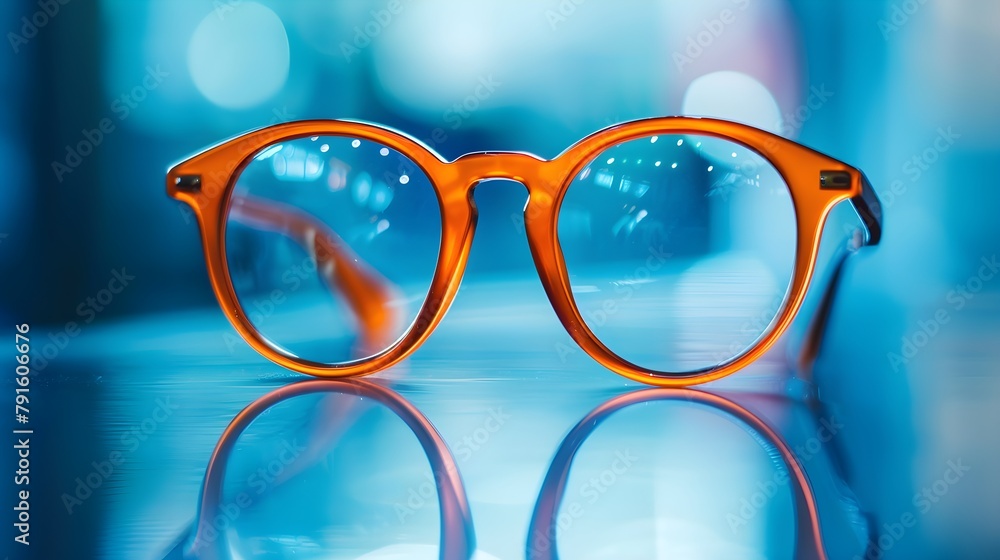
[682, 71, 782, 135]
[187, 2, 289, 109]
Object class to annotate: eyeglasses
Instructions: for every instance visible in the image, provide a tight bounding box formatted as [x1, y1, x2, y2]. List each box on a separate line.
[167, 117, 882, 386]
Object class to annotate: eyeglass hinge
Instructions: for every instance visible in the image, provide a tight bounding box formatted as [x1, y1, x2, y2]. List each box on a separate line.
[174, 175, 202, 192]
[819, 170, 851, 190]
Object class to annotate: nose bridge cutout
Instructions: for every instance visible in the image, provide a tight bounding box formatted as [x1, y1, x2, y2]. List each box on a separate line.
[472, 176, 530, 197]
[472, 178, 529, 234]
[466, 178, 536, 274]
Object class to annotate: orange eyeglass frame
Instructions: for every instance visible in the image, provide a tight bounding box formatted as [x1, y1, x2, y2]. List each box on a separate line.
[167, 116, 883, 387]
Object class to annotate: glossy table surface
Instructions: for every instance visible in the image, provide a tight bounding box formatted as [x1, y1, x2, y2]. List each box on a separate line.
[17, 276, 1000, 560]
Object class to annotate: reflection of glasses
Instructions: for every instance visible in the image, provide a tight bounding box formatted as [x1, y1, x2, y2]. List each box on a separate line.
[527, 388, 876, 560]
[168, 378, 875, 559]
[167, 117, 883, 386]
[174, 379, 476, 560]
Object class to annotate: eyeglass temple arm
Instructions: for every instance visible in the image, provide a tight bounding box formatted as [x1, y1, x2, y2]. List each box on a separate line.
[229, 196, 401, 349]
[793, 173, 884, 559]
[795, 172, 883, 376]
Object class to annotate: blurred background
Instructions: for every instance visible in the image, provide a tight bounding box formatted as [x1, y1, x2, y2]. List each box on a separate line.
[1, 0, 999, 559]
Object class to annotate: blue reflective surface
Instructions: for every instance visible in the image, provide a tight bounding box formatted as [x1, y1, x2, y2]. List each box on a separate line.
[13, 275, 994, 559]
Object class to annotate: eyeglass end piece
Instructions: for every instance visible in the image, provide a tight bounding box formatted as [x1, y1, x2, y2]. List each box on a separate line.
[819, 170, 852, 190]
[174, 175, 202, 192]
